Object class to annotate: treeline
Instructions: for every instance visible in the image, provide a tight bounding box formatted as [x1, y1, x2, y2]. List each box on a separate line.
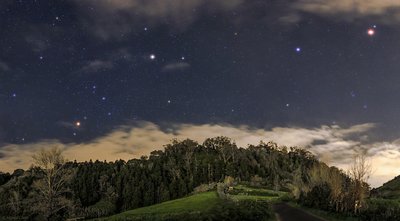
[0, 136, 386, 220]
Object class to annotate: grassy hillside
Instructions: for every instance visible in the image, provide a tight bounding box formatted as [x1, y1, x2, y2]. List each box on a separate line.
[228, 185, 288, 201]
[372, 175, 400, 199]
[94, 185, 281, 220]
[96, 191, 220, 220]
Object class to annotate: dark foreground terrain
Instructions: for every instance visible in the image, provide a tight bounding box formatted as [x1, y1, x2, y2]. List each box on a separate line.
[273, 203, 325, 221]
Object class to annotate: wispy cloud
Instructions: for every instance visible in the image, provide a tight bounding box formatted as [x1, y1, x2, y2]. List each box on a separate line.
[162, 62, 191, 72]
[1, 121, 398, 187]
[291, 0, 400, 24]
[72, 0, 244, 39]
[79, 59, 114, 73]
[67, 0, 400, 40]
[0, 61, 10, 72]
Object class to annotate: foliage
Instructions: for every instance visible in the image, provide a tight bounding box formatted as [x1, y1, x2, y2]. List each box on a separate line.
[359, 198, 400, 221]
[0, 137, 357, 219]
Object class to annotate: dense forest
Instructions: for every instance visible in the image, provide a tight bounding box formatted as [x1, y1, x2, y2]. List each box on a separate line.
[0, 137, 399, 220]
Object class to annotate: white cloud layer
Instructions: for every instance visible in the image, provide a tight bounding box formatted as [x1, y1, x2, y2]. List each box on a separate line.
[70, 0, 400, 40]
[292, 0, 400, 24]
[1, 121, 399, 187]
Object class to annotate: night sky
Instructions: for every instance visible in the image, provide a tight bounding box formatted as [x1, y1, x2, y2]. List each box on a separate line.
[1, 0, 400, 186]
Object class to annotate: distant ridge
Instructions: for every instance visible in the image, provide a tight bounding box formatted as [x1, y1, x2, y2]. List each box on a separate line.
[372, 175, 400, 199]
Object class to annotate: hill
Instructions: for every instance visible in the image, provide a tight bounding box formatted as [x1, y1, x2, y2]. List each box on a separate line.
[0, 137, 363, 220]
[95, 185, 284, 220]
[372, 175, 400, 199]
[98, 191, 221, 220]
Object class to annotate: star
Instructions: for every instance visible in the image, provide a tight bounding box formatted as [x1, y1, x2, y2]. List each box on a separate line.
[286, 103, 290, 107]
[167, 100, 171, 104]
[102, 96, 107, 101]
[295, 47, 301, 53]
[150, 54, 156, 60]
[181, 56, 185, 60]
[75, 121, 81, 127]
[107, 112, 112, 116]
[39, 56, 44, 60]
[144, 27, 148, 31]
[12, 93, 17, 97]
[367, 28, 375, 36]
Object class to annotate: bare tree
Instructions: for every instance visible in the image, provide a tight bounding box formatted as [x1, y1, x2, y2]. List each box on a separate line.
[327, 168, 344, 212]
[32, 147, 73, 219]
[348, 151, 372, 214]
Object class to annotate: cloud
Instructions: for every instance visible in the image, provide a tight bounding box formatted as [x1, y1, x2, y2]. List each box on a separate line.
[72, 0, 244, 39]
[291, 0, 400, 24]
[2, 121, 398, 187]
[162, 62, 191, 72]
[80, 60, 114, 73]
[0, 61, 10, 72]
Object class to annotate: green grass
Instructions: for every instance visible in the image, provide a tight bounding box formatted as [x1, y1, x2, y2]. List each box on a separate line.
[229, 185, 288, 202]
[94, 185, 288, 220]
[96, 191, 220, 220]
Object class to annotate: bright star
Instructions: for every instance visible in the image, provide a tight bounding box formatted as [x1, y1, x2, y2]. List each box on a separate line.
[75, 121, 81, 127]
[367, 28, 375, 36]
[150, 54, 156, 60]
[295, 47, 301, 52]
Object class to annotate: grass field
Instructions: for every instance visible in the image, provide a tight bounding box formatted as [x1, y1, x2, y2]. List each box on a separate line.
[94, 185, 285, 220]
[94, 191, 221, 220]
[228, 185, 288, 202]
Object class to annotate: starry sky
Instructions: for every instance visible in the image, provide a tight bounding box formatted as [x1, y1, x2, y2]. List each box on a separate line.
[1, 0, 400, 187]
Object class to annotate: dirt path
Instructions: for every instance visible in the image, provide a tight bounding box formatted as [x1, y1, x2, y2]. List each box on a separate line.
[273, 203, 326, 221]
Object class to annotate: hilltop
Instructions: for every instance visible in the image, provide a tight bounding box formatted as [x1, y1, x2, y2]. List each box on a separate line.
[372, 175, 400, 199]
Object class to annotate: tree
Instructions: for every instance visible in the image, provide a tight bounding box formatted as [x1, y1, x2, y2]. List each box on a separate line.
[32, 147, 73, 219]
[349, 151, 372, 214]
